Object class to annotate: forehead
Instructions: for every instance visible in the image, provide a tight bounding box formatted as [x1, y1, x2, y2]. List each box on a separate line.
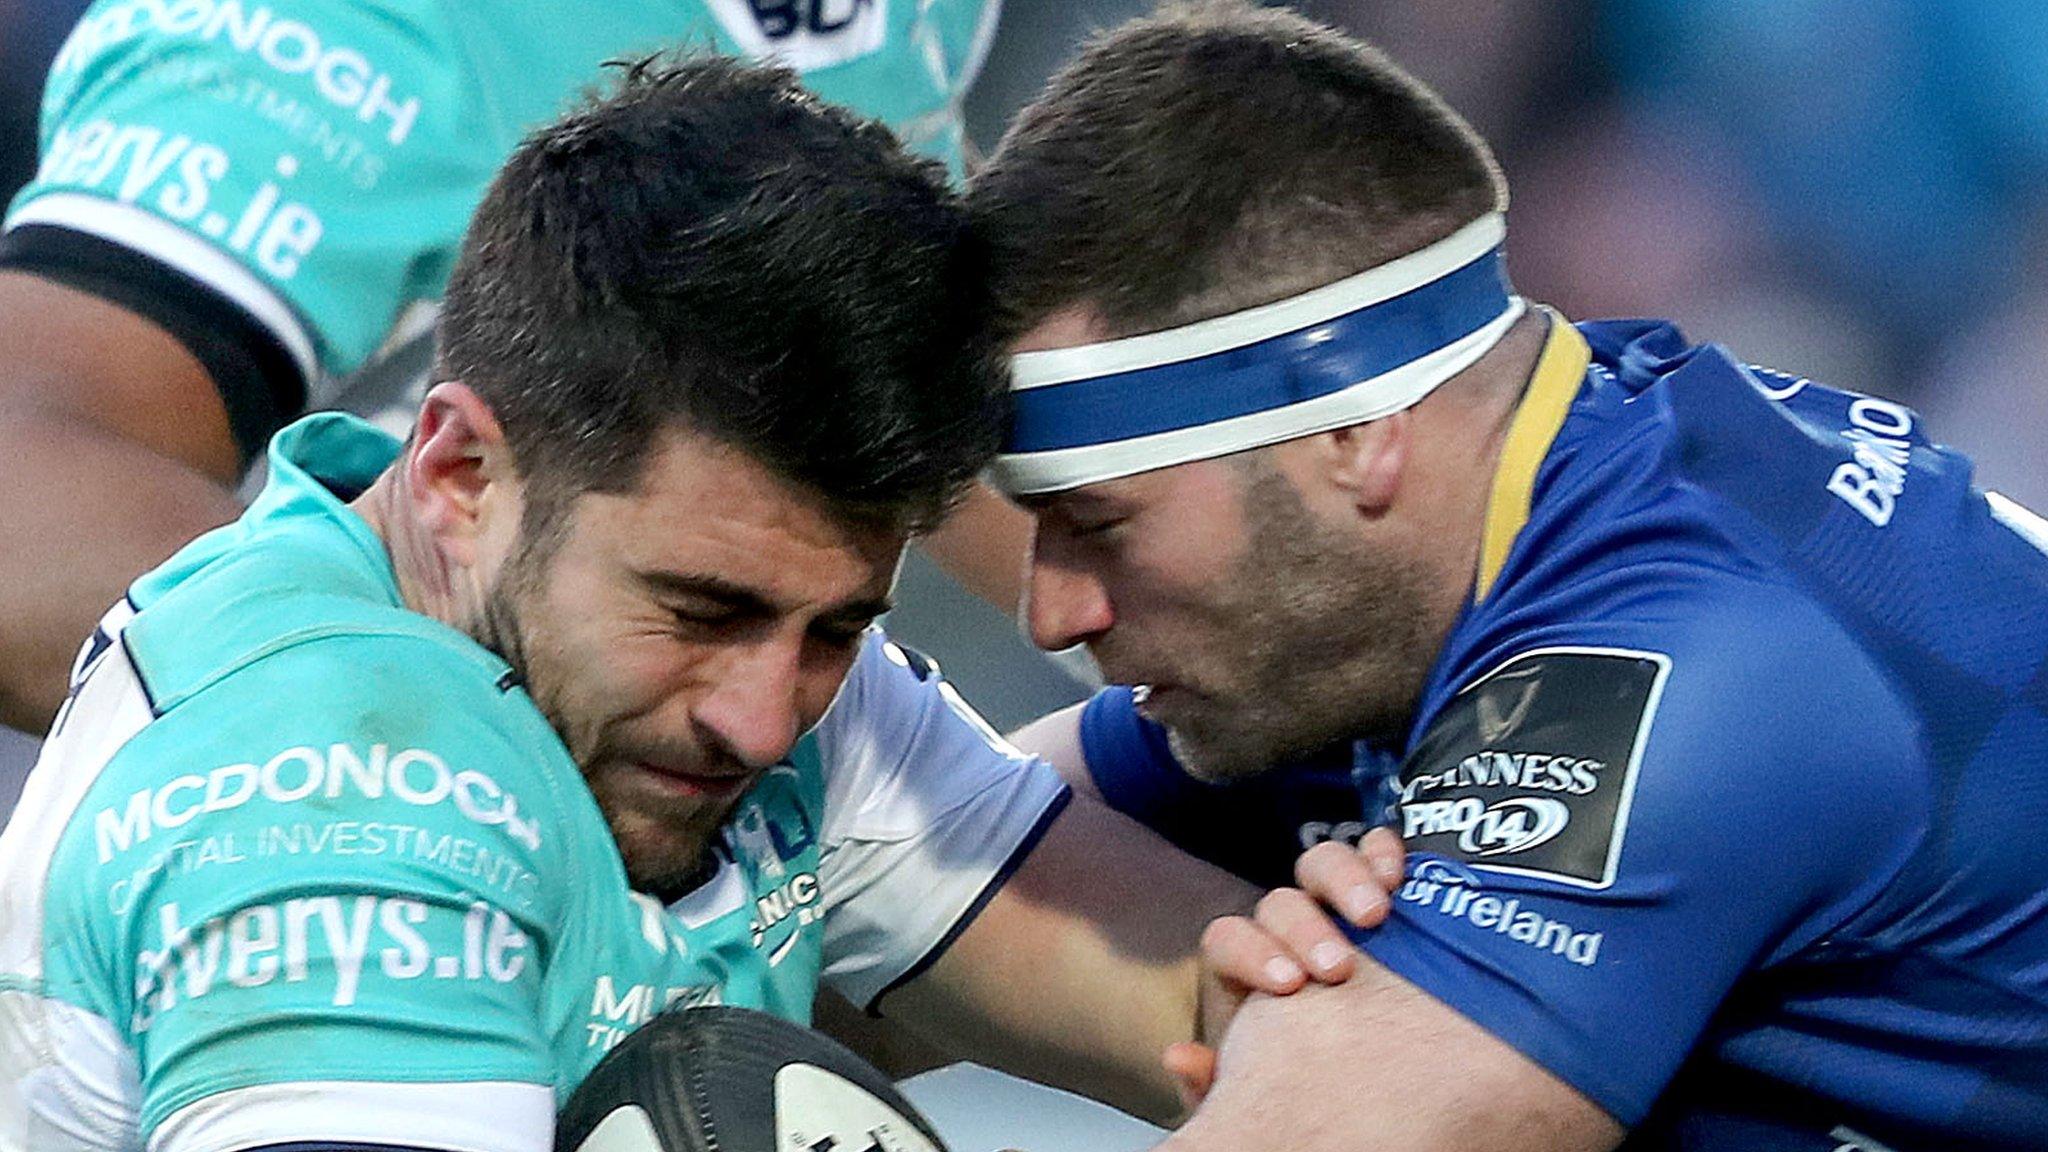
[576, 430, 904, 598]
[1033, 457, 1243, 517]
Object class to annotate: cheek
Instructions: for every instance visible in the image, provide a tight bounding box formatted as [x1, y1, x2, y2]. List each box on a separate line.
[1120, 514, 1246, 600]
[530, 560, 673, 682]
[1104, 557, 1231, 633]
[526, 603, 683, 724]
[599, 636, 706, 711]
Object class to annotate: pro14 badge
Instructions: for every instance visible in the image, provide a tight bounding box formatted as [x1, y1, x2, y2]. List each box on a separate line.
[1396, 647, 1669, 889]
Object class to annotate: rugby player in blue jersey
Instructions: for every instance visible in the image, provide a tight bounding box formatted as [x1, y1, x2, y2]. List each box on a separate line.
[975, 7, 2048, 1149]
[0, 54, 1416, 1151]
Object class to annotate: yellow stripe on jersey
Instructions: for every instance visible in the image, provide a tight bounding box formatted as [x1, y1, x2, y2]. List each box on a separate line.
[1475, 310, 1593, 602]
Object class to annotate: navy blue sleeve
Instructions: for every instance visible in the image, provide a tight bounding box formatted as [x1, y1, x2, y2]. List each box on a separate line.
[1078, 686, 1197, 825]
[1358, 596, 1926, 1126]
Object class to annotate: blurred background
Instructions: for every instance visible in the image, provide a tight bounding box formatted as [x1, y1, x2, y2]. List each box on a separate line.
[0, 0, 2043, 754]
[970, 0, 2048, 515]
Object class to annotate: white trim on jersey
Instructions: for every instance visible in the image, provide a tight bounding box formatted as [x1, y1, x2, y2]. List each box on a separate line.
[8, 193, 319, 384]
[150, 1080, 554, 1152]
[0, 601, 148, 978]
[1, 602, 152, 1152]
[807, 632, 1069, 1009]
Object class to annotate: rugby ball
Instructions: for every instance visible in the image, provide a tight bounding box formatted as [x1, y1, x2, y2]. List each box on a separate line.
[556, 1006, 950, 1152]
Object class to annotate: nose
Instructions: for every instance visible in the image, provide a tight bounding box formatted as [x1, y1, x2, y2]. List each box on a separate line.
[692, 635, 805, 769]
[1026, 545, 1114, 653]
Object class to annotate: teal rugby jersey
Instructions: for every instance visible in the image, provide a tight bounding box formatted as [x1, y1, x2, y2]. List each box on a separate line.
[0, 413, 1066, 1152]
[5, 0, 998, 416]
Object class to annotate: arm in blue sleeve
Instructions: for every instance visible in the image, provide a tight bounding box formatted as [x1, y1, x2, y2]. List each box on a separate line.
[1359, 599, 1926, 1125]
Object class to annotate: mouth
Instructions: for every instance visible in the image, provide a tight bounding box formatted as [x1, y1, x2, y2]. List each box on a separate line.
[1130, 681, 1184, 720]
[630, 760, 755, 800]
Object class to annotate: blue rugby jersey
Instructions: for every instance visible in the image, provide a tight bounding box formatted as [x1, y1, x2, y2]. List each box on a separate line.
[1082, 315, 2048, 1149]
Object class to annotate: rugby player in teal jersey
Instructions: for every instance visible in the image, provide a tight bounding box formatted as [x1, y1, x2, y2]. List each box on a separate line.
[0, 60, 1392, 1147]
[0, 49, 1417, 1152]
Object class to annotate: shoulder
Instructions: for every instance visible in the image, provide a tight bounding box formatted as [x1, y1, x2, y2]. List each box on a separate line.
[125, 507, 519, 720]
[64, 616, 589, 921]
[812, 630, 1036, 810]
[151, 620, 566, 804]
[1409, 585, 1926, 905]
[149, 592, 513, 705]
[1440, 571, 1919, 784]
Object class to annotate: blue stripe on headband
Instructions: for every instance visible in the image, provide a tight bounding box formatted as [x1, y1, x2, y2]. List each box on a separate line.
[1005, 246, 1512, 455]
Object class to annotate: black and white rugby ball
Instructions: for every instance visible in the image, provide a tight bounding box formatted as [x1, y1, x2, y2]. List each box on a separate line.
[555, 1006, 950, 1152]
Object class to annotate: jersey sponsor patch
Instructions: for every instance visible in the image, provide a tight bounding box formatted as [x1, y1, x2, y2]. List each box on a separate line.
[1394, 647, 1669, 889]
[704, 0, 891, 72]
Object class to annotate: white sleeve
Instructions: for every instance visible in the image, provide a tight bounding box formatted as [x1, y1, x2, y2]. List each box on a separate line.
[814, 631, 1071, 1011]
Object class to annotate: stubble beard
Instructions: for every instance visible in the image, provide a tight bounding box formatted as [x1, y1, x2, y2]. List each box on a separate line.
[473, 540, 725, 899]
[1164, 466, 1437, 783]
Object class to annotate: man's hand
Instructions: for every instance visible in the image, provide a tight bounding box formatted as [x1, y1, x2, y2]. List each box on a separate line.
[1167, 829, 1406, 1110]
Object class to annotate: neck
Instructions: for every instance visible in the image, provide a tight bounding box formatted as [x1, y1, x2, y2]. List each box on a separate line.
[349, 468, 475, 629]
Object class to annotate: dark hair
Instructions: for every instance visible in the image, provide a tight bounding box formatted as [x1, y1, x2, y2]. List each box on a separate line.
[438, 54, 1006, 539]
[967, 3, 1506, 338]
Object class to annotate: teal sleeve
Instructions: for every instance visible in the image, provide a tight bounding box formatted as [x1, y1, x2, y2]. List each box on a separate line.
[46, 631, 587, 1135]
[9, 0, 501, 379]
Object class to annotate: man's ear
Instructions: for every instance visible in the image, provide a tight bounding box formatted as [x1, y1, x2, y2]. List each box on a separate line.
[406, 382, 519, 568]
[1307, 412, 1410, 516]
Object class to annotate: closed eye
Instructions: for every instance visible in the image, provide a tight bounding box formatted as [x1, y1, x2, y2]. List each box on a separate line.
[811, 623, 870, 648]
[666, 601, 761, 638]
[1066, 515, 1126, 540]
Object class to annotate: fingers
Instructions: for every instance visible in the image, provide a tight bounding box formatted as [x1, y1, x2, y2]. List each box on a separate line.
[1193, 826, 1410, 1040]
[1252, 886, 1359, 983]
[1201, 913, 1307, 994]
[1294, 840, 1392, 929]
[1360, 825, 1407, 889]
[1161, 1041, 1218, 1114]
[1194, 918, 1255, 1048]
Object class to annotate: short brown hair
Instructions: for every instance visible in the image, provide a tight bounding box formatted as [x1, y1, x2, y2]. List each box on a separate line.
[439, 55, 1005, 541]
[968, 3, 1506, 338]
